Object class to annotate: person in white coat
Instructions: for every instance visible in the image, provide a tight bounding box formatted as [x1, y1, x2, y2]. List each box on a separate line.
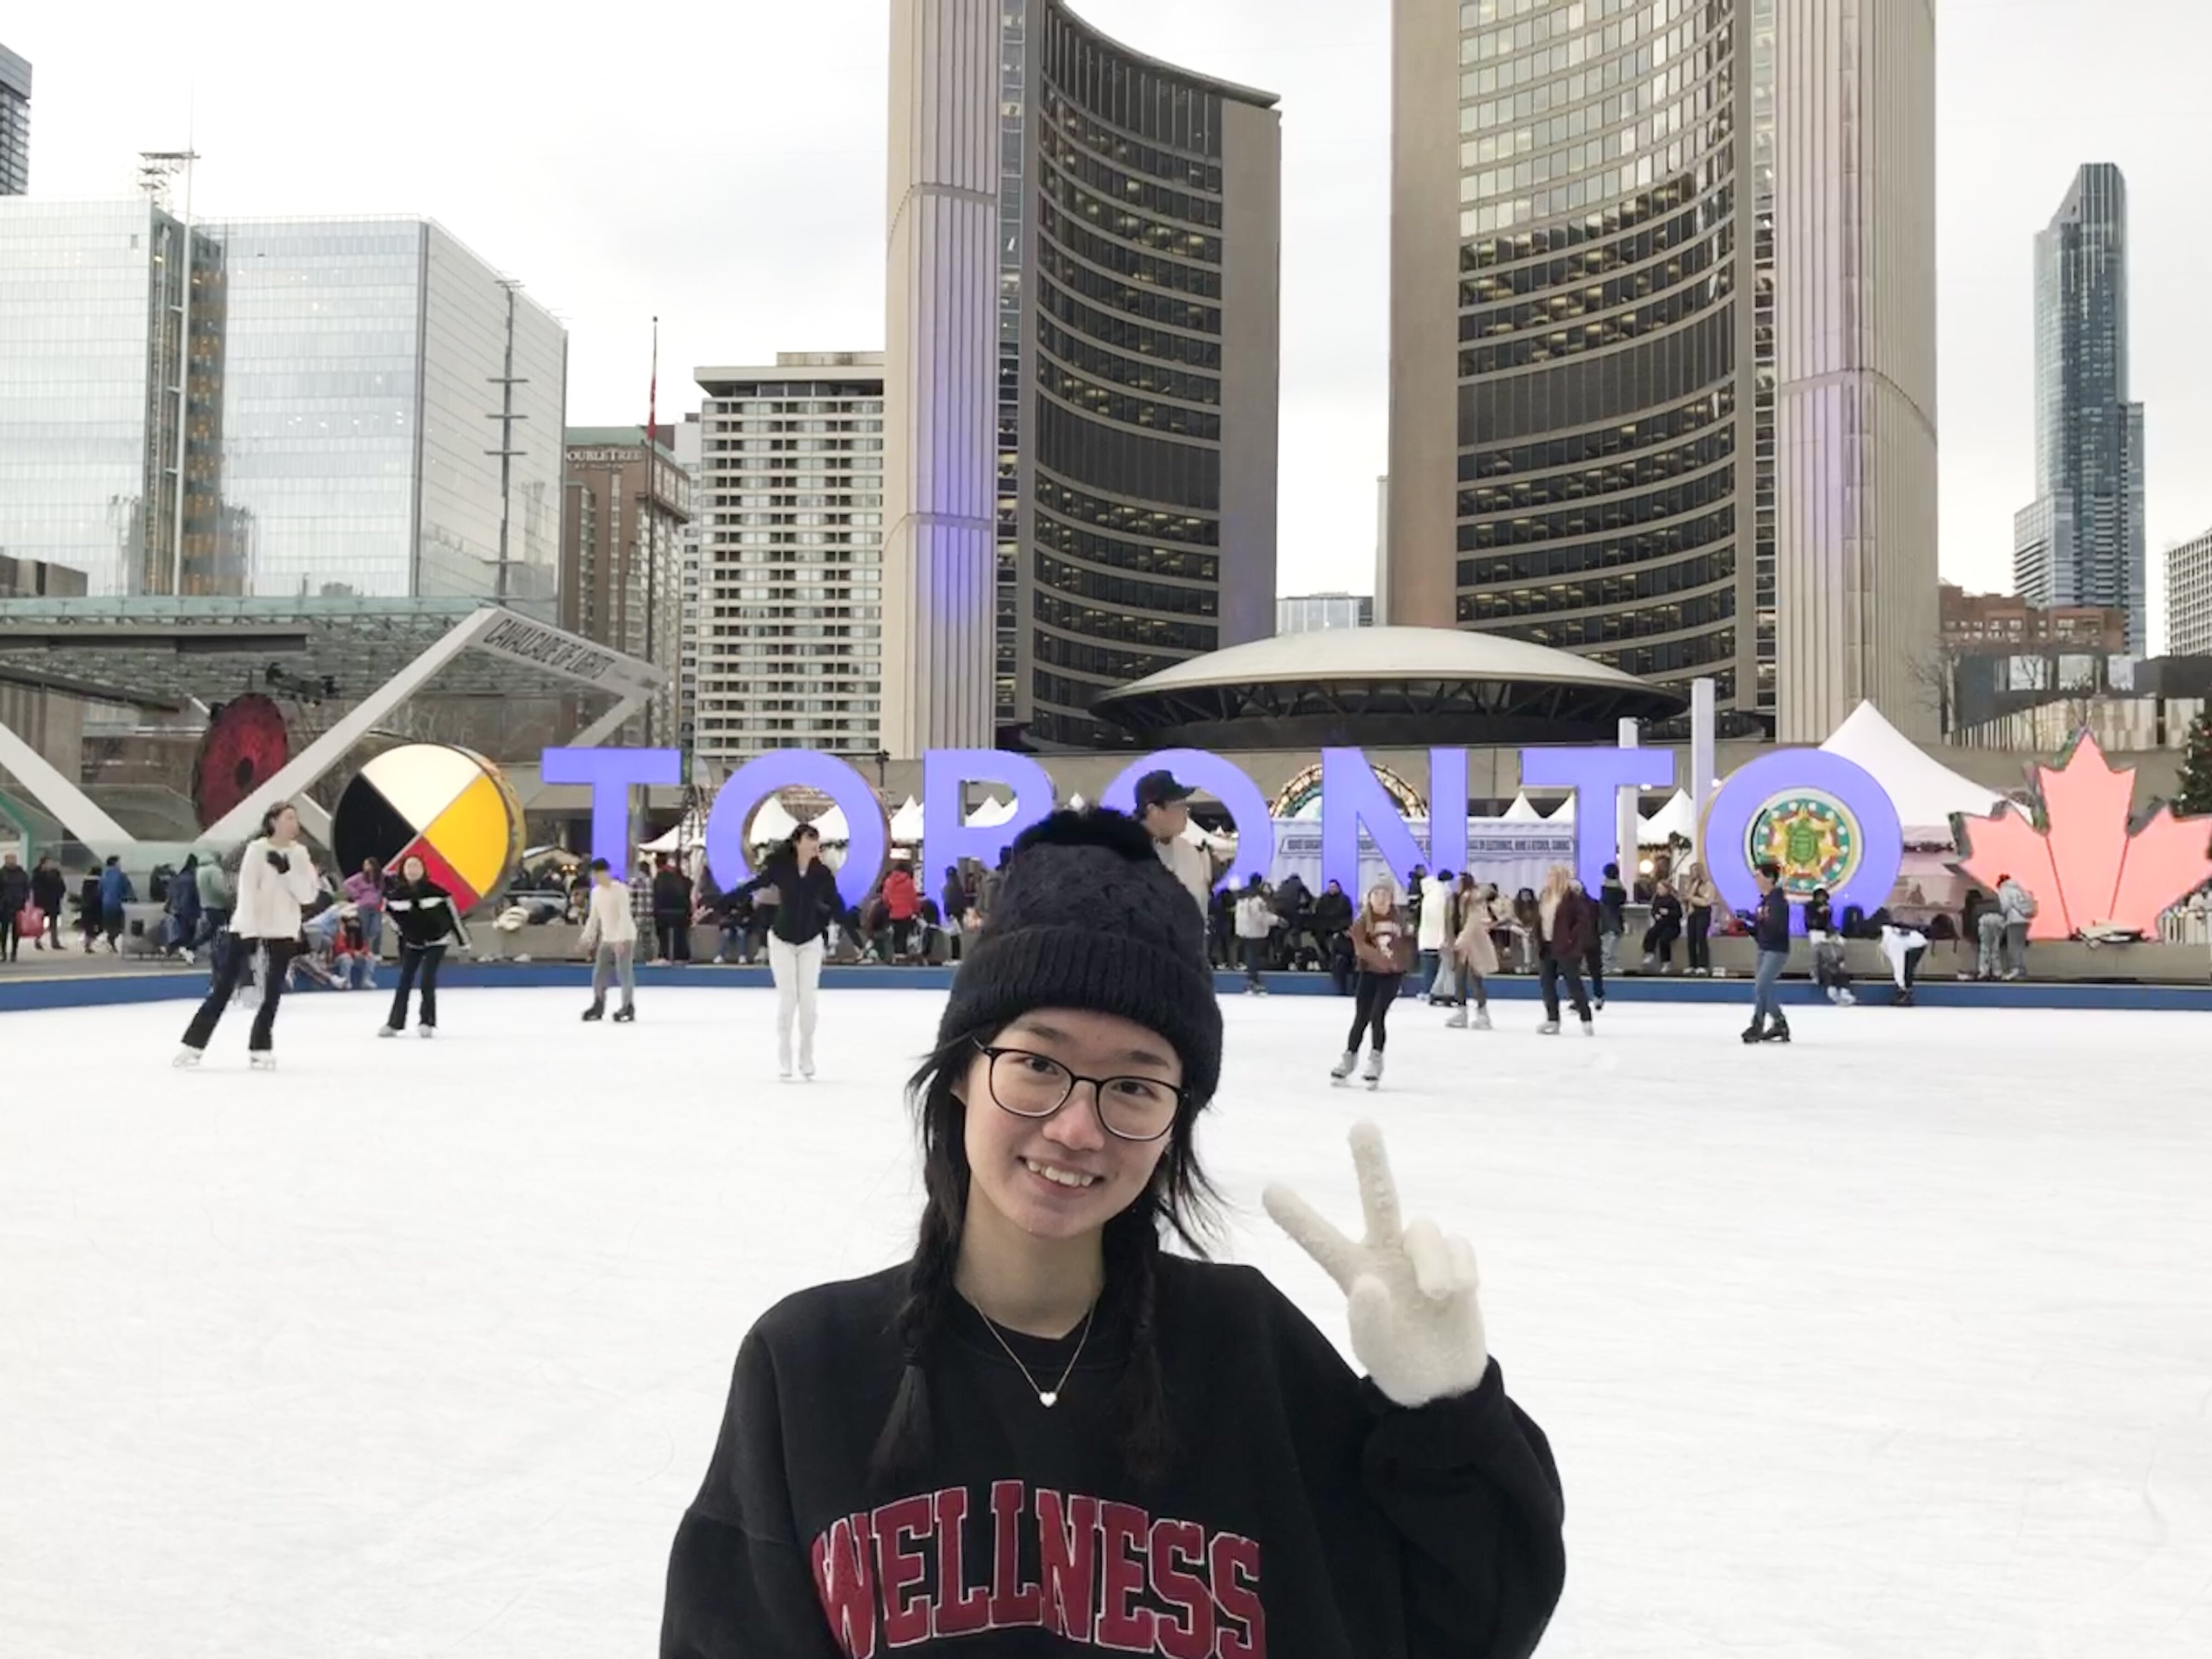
[578, 856, 639, 1023]
[175, 802, 320, 1069]
[1417, 869, 1455, 1000]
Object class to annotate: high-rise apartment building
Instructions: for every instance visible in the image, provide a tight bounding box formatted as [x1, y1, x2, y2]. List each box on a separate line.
[884, 0, 1283, 754]
[673, 411, 706, 764]
[561, 427, 689, 744]
[0, 205, 566, 609]
[1388, 0, 1937, 740]
[2169, 529, 2212, 659]
[0, 45, 29, 196]
[1278, 592, 1376, 633]
[691, 353, 887, 770]
[2013, 164, 2146, 654]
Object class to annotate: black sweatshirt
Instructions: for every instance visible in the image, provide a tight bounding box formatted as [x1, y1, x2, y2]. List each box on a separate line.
[662, 1256, 1565, 1658]
[735, 856, 843, 947]
[384, 878, 472, 951]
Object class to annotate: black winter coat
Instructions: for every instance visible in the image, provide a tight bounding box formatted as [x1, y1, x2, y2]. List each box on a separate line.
[31, 865, 67, 917]
[1753, 888, 1793, 951]
[386, 877, 472, 950]
[0, 862, 29, 915]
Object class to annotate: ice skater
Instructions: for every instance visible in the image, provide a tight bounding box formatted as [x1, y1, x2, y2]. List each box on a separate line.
[175, 803, 319, 1070]
[1533, 865, 1596, 1036]
[381, 854, 472, 1037]
[1742, 859, 1793, 1043]
[659, 806, 1565, 1657]
[1878, 913, 1931, 1005]
[1331, 882, 1412, 1088]
[1446, 879, 1509, 1030]
[579, 857, 638, 1024]
[730, 823, 842, 1080]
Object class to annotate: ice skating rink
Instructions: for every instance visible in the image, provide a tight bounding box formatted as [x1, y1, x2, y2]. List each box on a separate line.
[3, 985, 2209, 1658]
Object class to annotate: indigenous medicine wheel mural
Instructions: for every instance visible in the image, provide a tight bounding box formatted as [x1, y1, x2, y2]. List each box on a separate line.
[332, 745, 524, 910]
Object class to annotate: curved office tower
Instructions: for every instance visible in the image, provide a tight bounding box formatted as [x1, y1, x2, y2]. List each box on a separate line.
[887, 0, 1281, 754]
[1391, 0, 1936, 740]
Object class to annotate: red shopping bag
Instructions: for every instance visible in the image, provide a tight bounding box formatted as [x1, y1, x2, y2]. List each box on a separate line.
[17, 905, 46, 940]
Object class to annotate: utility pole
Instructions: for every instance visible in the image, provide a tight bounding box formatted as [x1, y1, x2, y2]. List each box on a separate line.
[484, 279, 528, 606]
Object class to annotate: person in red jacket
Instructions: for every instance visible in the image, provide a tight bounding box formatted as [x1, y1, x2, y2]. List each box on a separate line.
[659, 810, 1564, 1659]
[1534, 865, 1596, 1036]
[881, 861, 921, 962]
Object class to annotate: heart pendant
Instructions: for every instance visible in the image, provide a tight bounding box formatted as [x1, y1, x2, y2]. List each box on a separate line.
[1038, 1391, 1058, 1407]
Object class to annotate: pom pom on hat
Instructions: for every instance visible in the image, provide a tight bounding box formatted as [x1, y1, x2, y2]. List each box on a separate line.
[938, 808, 1222, 1106]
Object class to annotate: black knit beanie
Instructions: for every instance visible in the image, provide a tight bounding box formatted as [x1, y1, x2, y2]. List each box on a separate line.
[937, 808, 1223, 1107]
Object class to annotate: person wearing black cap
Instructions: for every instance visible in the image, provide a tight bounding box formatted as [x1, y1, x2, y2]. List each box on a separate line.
[661, 808, 1564, 1659]
[1133, 766, 1217, 912]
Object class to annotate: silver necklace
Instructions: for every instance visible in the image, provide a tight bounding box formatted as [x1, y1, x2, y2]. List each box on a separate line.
[977, 1304, 1096, 1408]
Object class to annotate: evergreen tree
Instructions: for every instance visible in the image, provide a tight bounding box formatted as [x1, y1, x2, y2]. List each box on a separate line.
[2176, 708, 2212, 819]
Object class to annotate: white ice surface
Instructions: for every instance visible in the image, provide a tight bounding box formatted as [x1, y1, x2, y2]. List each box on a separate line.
[3, 988, 2210, 1658]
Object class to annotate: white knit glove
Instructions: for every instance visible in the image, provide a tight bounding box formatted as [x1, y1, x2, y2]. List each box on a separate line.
[1263, 1121, 1489, 1408]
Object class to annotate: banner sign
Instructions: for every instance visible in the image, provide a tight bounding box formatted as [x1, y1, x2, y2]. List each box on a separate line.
[543, 740, 1912, 929]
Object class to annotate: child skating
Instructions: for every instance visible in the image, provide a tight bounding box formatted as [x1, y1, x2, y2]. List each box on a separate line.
[1446, 880, 1509, 1030]
[1331, 882, 1412, 1088]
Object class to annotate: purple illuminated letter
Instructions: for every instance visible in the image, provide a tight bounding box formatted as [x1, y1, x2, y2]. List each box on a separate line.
[540, 747, 681, 872]
[1318, 748, 1425, 901]
[705, 752, 886, 909]
[1100, 749, 1273, 892]
[921, 749, 1057, 874]
[1518, 746, 1677, 895]
[1427, 748, 1470, 878]
[1704, 750, 1903, 932]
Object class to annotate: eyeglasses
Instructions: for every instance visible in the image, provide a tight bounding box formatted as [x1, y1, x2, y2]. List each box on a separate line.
[973, 1043, 1187, 1143]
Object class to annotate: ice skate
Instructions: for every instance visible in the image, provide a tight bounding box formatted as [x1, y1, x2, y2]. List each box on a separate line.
[1761, 1017, 1792, 1043]
[1472, 1007, 1492, 1031]
[1444, 1006, 1469, 1029]
[1362, 1051, 1384, 1090]
[172, 1047, 202, 1069]
[612, 1005, 635, 1024]
[417, 1024, 435, 1039]
[1838, 988, 1857, 1006]
[249, 1054, 277, 1071]
[1580, 1019, 1595, 1036]
[1594, 994, 1606, 1011]
[1741, 1020, 1764, 1044]
[377, 1024, 400, 1038]
[1328, 1050, 1357, 1086]
[580, 1002, 604, 1022]
[1537, 1019, 1561, 1035]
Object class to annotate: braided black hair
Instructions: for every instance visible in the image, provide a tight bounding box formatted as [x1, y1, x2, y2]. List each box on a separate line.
[868, 1022, 1220, 1493]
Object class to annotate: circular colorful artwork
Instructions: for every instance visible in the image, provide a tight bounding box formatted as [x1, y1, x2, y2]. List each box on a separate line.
[332, 744, 524, 910]
[1745, 791, 1864, 898]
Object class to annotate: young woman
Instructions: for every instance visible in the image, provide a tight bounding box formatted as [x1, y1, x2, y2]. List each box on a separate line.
[382, 853, 472, 1036]
[731, 824, 843, 1081]
[660, 810, 1564, 1658]
[579, 857, 640, 1023]
[176, 802, 319, 1069]
[1534, 865, 1596, 1036]
[1331, 882, 1413, 1089]
[1677, 860, 1720, 976]
[1447, 881, 1510, 1031]
[1641, 878, 1684, 974]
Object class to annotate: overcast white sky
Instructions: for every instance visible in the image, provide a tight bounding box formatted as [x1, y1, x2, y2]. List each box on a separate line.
[13, 0, 2210, 646]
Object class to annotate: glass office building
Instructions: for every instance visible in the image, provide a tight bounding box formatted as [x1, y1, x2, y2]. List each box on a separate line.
[2013, 164, 2146, 654]
[0, 205, 565, 611]
[0, 198, 224, 596]
[216, 218, 566, 611]
[0, 44, 28, 196]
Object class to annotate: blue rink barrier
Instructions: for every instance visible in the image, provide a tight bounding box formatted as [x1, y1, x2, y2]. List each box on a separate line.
[5, 963, 2212, 1015]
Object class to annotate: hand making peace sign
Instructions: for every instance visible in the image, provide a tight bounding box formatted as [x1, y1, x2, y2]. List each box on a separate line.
[1263, 1121, 1491, 1408]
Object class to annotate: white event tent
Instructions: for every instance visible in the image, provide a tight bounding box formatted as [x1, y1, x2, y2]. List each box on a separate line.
[1638, 789, 1699, 845]
[1819, 700, 2007, 842]
[888, 797, 926, 843]
[1500, 793, 1544, 822]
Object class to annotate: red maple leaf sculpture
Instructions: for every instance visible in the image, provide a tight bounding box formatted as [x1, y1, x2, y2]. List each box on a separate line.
[1950, 732, 2212, 941]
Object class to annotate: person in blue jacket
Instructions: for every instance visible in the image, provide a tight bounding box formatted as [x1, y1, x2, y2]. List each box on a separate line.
[1742, 859, 1795, 1044]
[98, 854, 136, 950]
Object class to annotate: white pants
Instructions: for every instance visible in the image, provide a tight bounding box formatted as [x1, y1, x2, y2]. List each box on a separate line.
[770, 934, 825, 1073]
